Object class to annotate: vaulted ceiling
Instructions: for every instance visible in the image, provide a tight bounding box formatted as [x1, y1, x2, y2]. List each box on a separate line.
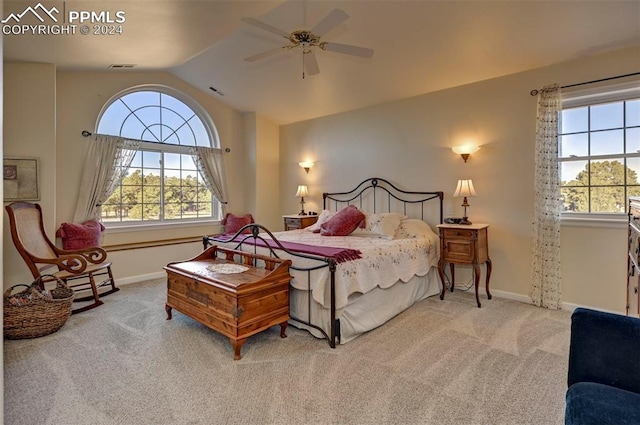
[4, 0, 640, 124]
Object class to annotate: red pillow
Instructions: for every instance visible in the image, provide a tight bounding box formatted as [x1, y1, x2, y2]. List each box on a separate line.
[320, 205, 365, 236]
[55, 220, 105, 250]
[221, 213, 254, 235]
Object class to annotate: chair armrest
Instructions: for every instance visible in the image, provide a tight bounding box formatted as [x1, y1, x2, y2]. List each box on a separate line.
[32, 254, 88, 274]
[58, 246, 107, 264]
[568, 308, 640, 394]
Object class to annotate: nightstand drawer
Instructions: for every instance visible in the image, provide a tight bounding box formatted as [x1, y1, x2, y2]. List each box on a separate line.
[283, 215, 318, 231]
[442, 228, 475, 239]
[630, 232, 640, 268]
[285, 218, 300, 227]
[631, 200, 640, 229]
[631, 199, 640, 217]
[443, 240, 474, 262]
[629, 276, 639, 316]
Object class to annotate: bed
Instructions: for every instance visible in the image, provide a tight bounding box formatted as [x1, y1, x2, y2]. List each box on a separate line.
[204, 177, 444, 346]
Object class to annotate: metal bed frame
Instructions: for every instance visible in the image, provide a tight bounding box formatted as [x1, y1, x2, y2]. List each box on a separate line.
[204, 177, 443, 348]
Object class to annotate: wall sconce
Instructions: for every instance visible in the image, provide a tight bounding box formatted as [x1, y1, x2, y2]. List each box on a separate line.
[295, 185, 309, 215]
[453, 179, 477, 225]
[298, 161, 314, 173]
[452, 145, 480, 163]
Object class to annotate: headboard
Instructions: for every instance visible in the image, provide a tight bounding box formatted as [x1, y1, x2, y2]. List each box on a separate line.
[323, 177, 444, 225]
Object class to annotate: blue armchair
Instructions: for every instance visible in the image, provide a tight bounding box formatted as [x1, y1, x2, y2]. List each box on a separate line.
[565, 308, 640, 425]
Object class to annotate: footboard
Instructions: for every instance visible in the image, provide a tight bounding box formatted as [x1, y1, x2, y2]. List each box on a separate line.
[204, 224, 340, 348]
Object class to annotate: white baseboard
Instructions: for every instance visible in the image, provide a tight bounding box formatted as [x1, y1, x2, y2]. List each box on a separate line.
[560, 301, 625, 315]
[116, 271, 166, 286]
[482, 287, 626, 316]
[477, 287, 533, 304]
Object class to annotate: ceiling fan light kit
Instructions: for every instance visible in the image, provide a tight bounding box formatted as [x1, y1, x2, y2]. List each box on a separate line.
[242, 8, 374, 78]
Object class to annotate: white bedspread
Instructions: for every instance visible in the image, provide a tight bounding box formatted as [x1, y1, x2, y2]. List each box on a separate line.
[256, 230, 440, 310]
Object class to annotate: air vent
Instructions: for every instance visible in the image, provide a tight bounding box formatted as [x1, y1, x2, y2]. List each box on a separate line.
[108, 64, 136, 69]
[209, 86, 224, 96]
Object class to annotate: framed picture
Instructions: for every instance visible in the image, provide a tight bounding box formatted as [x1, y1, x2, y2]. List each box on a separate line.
[3, 157, 40, 201]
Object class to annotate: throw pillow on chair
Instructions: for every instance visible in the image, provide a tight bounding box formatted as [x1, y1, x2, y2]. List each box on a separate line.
[56, 220, 105, 250]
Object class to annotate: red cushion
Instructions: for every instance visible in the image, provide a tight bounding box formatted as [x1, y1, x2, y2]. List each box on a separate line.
[320, 205, 365, 236]
[221, 213, 254, 235]
[55, 221, 105, 250]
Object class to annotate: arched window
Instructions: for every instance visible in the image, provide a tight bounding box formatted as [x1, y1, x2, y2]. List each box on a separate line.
[97, 86, 223, 224]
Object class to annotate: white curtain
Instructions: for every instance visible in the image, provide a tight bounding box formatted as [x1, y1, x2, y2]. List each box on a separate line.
[73, 134, 139, 222]
[531, 84, 562, 309]
[190, 146, 229, 215]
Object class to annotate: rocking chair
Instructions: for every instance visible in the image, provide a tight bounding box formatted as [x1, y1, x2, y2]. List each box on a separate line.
[6, 202, 119, 314]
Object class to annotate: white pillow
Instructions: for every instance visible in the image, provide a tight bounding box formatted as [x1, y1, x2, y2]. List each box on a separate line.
[395, 218, 437, 239]
[351, 212, 406, 239]
[305, 210, 335, 232]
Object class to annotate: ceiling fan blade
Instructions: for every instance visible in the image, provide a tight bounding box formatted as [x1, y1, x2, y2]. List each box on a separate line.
[311, 8, 349, 36]
[244, 47, 286, 62]
[303, 51, 320, 76]
[321, 42, 374, 58]
[241, 17, 290, 38]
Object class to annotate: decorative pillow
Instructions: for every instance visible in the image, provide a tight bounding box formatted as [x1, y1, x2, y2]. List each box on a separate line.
[351, 212, 406, 240]
[395, 218, 437, 239]
[55, 220, 105, 250]
[306, 210, 335, 232]
[320, 205, 365, 236]
[221, 213, 254, 235]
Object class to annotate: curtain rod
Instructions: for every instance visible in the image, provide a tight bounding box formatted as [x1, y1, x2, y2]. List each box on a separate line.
[529, 71, 640, 96]
[81, 130, 231, 152]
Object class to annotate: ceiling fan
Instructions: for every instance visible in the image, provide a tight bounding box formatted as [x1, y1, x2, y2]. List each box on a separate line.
[241, 8, 374, 78]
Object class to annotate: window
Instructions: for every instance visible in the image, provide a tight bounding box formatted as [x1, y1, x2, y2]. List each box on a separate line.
[559, 82, 640, 216]
[97, 86, 223, 225]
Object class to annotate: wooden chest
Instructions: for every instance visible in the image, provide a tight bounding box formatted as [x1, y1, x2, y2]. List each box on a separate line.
[164, 246, 292, 360]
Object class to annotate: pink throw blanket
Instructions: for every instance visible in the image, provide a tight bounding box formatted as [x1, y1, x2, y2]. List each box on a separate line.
[213, 234, 362, 264]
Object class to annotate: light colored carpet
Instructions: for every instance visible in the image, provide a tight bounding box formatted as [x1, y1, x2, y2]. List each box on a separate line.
[4, 278, 571, 425]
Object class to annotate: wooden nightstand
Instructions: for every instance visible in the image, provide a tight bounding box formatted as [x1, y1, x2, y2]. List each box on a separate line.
[437, 223, 492, 308]
[283, 214, 318, 231]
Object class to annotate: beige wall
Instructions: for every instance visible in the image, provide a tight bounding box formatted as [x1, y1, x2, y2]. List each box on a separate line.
[241, 112, 281, 229]
[3, 63, 57, 286]
[254, 113, 280, 229]
[280, 46, 640, 313]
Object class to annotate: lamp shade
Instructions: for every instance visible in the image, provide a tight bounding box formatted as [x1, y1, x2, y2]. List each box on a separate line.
[298, 161, 314, 170]
[452, 145, 480, 155]
[295, 185, 309, 197]
[453, 179, 477, 198]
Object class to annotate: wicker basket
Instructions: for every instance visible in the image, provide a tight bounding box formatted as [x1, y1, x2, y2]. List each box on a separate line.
[3, 275, 74, 339]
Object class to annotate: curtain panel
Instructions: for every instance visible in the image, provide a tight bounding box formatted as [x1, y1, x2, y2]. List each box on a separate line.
[190, 146, 229, 215]
[531, 83, 562, 309]
[73, 134, 139, 223]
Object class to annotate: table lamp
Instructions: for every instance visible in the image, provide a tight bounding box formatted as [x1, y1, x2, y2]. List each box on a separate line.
[295, 185, 309, 215]
[453, 179, 477, 225]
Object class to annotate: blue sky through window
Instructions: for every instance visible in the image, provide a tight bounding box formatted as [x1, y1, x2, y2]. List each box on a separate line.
[560, 99, 640, 183]
[97, 91, 210, 146]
